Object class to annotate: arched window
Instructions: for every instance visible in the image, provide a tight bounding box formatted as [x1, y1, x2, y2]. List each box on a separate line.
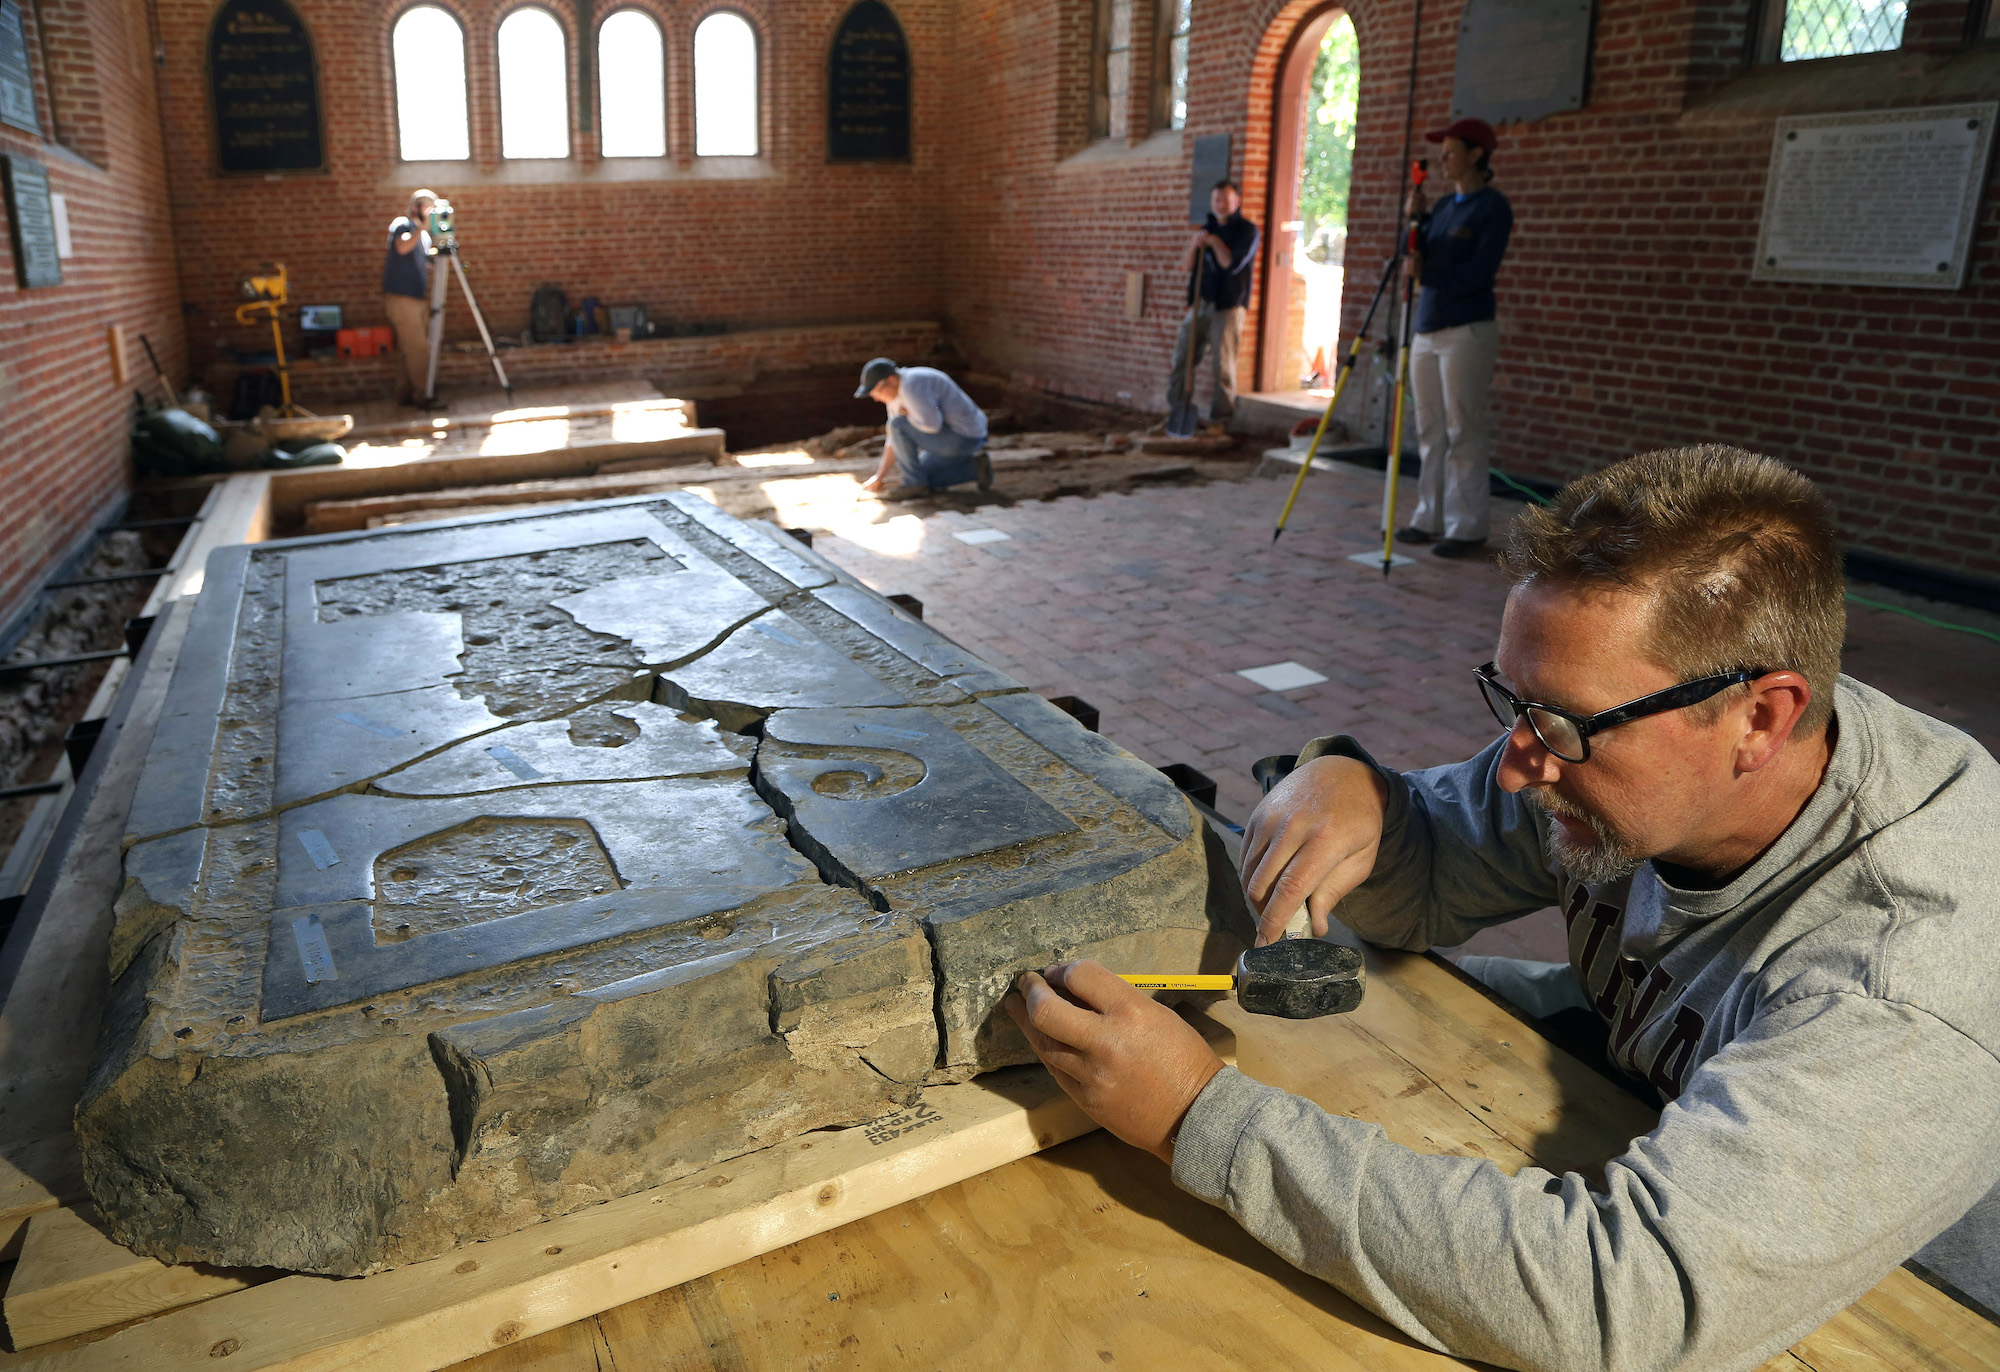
[1158, 0, 1190, 131]
[693, 11, 758, 156]
[497, 7, 570, 158]
[599, 9, 666, 156]
[392, 6, 470, 160]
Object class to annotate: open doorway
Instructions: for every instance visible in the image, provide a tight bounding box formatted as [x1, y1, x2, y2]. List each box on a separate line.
[1257, 9, 1358, 395]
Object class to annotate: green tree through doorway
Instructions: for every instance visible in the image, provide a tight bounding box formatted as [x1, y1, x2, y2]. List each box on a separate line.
[1299, 15, 1357, 260]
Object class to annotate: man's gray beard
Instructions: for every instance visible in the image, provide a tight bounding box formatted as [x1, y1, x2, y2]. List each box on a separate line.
[1522, 787, 1642, 884]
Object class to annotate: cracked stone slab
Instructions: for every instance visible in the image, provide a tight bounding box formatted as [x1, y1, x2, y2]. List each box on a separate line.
[552, 561, 772, 666]
[809, 583, 1023, 695]
[374, 702, 743, 797]
[83, 493, 1253, 1278]
[758, 707, 1076, 878]
[656, 609, 907, 727]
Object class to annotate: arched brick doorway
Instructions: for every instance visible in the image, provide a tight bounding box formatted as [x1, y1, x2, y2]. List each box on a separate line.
[1253, 4, 1349, 394]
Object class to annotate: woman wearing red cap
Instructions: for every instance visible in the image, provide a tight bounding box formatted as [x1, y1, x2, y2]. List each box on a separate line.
[1398, 118, 1513, 559]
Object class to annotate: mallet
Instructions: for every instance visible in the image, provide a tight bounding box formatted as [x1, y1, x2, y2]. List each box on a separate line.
[1118, 938, 1365, 1020]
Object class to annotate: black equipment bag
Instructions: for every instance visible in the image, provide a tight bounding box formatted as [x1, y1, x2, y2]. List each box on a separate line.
[531, 285, 568, 343]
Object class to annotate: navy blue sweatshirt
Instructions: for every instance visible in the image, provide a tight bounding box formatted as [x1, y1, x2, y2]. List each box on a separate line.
[1414, 188, 1512, 333]
[1188, 212, 1260, 310]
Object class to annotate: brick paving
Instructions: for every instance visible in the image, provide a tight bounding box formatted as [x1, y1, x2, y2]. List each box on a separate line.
[813, 464, 2000, 966]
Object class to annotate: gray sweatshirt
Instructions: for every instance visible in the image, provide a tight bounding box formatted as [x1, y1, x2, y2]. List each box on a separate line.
[1172, 676, 2000, 1371]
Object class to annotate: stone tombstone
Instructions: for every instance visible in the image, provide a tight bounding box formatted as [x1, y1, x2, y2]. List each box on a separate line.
[1751, 104, 1998, 291]
[209, 0, 324, 175]
[2, 155, 59, 288]
[0, 0, 38, 134]
[1451, 0, 1593, 126]
[827, 0, 910, 162]
[81, 494, 1253, 1275]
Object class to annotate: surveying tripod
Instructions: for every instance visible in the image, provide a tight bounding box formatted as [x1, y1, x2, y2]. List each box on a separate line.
[422, 202, 512, 406]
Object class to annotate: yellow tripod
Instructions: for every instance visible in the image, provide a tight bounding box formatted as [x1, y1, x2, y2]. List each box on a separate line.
[1269, 252, 1398, 543]
[235, 263, 302, 416]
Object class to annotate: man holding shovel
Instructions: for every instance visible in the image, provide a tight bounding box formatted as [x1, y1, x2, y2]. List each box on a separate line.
[1166, 180, 1260, 434]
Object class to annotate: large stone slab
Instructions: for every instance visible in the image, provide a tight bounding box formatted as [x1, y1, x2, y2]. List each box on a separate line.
[79, 493, 1253, 1276]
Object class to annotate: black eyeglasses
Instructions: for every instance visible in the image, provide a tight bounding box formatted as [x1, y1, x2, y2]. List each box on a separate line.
[1473, 661, 1765, 763]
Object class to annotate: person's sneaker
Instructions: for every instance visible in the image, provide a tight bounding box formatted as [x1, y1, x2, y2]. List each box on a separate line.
[1432, 538, 1489, 559]
[975, 452, 994, 491]
[882, 485, 932, 502]
[1395, 526, 1435, 545]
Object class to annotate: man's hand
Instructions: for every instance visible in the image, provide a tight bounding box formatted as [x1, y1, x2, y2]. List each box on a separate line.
[1240, 756, 1390, 945]
[1004, 961, 1223, 1164]
[1404, 185, 1427, 219]
[860, 469, 886, 493]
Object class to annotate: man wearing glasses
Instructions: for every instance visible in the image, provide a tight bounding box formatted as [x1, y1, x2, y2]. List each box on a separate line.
[1006, 446, 1998, 1367]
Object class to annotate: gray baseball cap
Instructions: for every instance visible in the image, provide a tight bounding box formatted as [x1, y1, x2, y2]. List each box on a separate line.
[855, 358, 898, 397]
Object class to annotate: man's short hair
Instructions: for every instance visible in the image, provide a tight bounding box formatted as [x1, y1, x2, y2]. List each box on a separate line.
[1500, 445, 1845, 734]
[1211, 179, 1240, 197]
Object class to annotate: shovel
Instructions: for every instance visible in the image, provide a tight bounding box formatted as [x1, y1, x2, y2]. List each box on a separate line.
[1165, 254, 1203, 438]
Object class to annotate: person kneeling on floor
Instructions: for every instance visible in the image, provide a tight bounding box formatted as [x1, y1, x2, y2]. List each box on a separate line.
[856, 358, 994, 500]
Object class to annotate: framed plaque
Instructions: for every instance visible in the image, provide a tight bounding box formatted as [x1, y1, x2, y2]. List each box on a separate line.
[1752, 104, 1997, 290]
[1451, 0, 1593, 126]
[3, 155, 61, 288]
[210, 0, 324, 174]
[0, 0, 40, 134]
[828, 0, 910, 163]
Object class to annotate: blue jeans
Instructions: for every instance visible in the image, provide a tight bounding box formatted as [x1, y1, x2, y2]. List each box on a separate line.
[887, 415, 984, 488]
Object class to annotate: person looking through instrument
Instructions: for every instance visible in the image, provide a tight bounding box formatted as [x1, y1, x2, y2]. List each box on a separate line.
[382, 190, 437, 409]
[1398, 119, 1513, 559]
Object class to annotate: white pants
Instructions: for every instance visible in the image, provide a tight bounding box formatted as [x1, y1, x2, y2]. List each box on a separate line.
[1407, 320, 1499, 541]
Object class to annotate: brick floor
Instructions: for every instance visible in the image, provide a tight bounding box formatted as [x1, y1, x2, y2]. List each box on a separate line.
[812, 464, 2000, 967]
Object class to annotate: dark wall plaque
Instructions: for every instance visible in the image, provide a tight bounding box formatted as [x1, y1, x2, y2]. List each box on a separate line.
[1451, 0, 1593, 126]
[828, 0, 909, 163]
[0, 0, 40, 134]
[1188, 132, 1232, 224]
[3, 155, 61, 287]
[210, 0, 324, 174]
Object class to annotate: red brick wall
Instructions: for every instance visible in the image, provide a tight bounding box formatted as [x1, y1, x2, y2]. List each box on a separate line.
[151, 0, 953, 386]
[1339, 0, 2000, 578]
[0, 0, 187, 631]
[944, 0, 2000, 579]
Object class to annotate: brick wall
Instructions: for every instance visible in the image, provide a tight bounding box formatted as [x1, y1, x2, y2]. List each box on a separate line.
[943, 0, 2000, 580]
[13, 0, 2000, 593]
[150, 0, 954, 386]
[0, 0, 186, 632]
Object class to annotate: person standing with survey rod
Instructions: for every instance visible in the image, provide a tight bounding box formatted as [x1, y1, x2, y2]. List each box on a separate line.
[1397, 118, 1513, 560]
[1166, 180, 1260, 431]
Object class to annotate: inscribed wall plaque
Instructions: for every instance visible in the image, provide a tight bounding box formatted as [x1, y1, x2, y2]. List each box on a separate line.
[828, 0, 909, 162]
[1752, 104, 1996, 290]
[209, 0, 324, 174]
[1451, 0, 1593, 126]
[3, 155, 60, 288]
[0, 0, 38, 134]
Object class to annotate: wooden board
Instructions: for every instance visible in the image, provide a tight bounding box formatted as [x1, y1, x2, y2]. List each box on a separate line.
[4, 1207, 263, 1348]
[296, 449, 1061, 535]
[429, 950, 2000, 1372]
[1, 1019, 1231, 1370]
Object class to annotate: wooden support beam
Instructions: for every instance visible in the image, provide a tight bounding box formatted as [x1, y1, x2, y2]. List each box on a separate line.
[9, 1018, 1230, 1371]
[4, 1208, 266, 1349]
